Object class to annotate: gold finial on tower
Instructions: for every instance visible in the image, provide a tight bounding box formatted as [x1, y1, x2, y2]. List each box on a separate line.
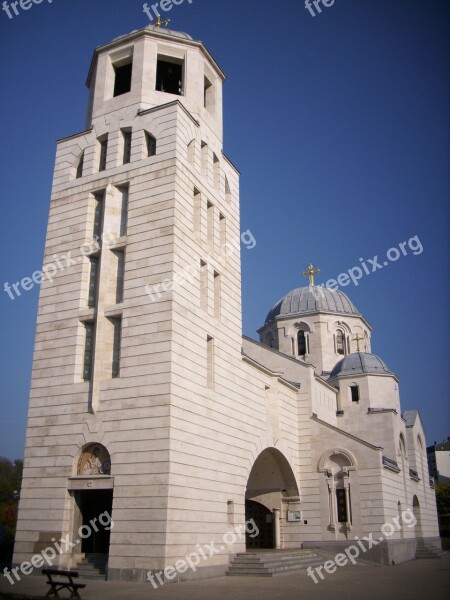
[352, 333, 363, 352]
[155, 15, 171, 28]
[302, 263, 320, 287]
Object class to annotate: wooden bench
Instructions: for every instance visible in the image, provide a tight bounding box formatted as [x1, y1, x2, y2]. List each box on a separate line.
[42, 569, 86, 600]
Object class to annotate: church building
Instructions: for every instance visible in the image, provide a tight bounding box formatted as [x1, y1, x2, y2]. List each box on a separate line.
[13, 25, 440, 583]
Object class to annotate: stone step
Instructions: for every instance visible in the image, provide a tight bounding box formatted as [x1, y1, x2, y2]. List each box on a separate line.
[226, 550, 329, 577]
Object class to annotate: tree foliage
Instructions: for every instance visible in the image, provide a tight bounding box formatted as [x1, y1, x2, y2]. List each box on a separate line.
[0, 457, 23, 503]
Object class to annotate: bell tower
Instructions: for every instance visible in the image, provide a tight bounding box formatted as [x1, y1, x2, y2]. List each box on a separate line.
[14, 24, 241, 582]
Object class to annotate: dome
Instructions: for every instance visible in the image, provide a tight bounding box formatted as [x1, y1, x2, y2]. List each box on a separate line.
[264, 286, 361, 325]
[329, 352, 394, 380]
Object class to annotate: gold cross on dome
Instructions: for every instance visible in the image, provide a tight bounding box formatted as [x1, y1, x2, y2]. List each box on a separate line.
[353, 333, 363, 352]
[155, 15, 171, 28]
[302, 263, 320, 287]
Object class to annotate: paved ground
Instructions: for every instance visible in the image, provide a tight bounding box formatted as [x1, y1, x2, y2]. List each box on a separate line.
[0, 559, 449, 600]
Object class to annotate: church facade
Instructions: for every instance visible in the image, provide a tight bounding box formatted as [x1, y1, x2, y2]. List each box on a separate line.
[13, 25, 440, 583]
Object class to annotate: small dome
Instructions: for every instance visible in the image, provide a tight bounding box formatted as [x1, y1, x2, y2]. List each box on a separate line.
[144, 25, 194, 40]
[329, 352, 394, 379]
[265, 286, 360, 325]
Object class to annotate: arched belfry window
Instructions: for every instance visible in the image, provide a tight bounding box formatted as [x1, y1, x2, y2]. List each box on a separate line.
[298, 330, 307, 356]
[336, 330, 345, 355]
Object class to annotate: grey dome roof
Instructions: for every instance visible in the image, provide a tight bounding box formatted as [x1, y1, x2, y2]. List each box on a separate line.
[112, 26, 194, 44]
[329, 352, 394, 380]
[265, 286, 360, 325]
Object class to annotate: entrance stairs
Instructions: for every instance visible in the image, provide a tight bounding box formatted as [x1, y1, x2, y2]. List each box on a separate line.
[75, 553, 108, 579]
[227, 549, 329, 577]
[415, 540, 450, 559]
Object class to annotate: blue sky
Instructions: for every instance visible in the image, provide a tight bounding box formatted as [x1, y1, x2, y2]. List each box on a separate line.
[0, 0, 448, 460]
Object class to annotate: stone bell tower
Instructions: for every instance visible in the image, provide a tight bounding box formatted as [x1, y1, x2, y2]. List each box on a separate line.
[14, 24, 241, 582]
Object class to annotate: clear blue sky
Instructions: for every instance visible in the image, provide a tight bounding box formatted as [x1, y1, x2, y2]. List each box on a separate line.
[0, 0, 448, 460]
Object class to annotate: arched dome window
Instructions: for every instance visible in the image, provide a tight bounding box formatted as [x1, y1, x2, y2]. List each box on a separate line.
[336, 330, 345, 355]
[298, 330, 307, 356]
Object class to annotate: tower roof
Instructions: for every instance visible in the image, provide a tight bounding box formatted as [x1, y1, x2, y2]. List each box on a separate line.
[264, 286, 361, 325]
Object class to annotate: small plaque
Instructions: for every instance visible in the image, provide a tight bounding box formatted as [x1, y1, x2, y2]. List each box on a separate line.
[287, 511, 302, 522]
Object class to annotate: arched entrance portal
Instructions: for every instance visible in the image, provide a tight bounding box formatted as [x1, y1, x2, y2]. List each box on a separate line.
[245, 448, 300, 550]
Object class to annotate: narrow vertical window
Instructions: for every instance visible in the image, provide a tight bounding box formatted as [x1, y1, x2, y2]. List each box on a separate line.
[225, 176, 231, 202]
[336, 330, 345, 355]
[200, 260, 208, 312]
[207, 335, 214, 389]
[336, 489, 348, 523]
[350, 385, 360, 402]
[145, 132, 157, 157]
[207, 201, 214, 249]
[213, 154, 220, 190]
[219, 213, 226, 248]
[298, 330, 307, 356]
[214, 271, 221, 320]
[88, 257, 99, 308]
[193, 187, 201, 235]
[187, 140, 195, 165]
[83, 322, 95, 381]
[114, 61, 133, 97]
[122, 130, 132, 164]
[76, 152, 84, 179]
[204, 76, 212, 108]
[99, 136, 108, 172]
[93, 192, 104, 239]
[119, 186, 129, 237]
[201, 142, 208, 178]
[116, 250, 125, 303]
[111, 318, 122, 378]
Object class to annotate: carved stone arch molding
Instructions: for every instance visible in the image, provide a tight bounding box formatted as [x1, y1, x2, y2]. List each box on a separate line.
[294, 321, 313, 333]
[318, 447, 358, 473]
[333, 321, 352, 334]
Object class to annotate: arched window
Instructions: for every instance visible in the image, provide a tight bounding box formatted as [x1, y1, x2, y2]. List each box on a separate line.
[298, 330, 307, 356]
[336, 330, 345, 355]
[76, 151, 84, 179]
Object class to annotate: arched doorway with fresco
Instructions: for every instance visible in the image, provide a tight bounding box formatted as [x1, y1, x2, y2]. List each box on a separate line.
[245, 448, 301, 550]
[67, 443, 114, 578]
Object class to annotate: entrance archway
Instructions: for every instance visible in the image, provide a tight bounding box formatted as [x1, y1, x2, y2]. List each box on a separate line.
[245, 448, 300, 550]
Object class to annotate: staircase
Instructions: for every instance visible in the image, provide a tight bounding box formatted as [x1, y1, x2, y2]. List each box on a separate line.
[415, 540, 450, 559]
[75, 553, 108, 579]
[226, 549, 327, 577]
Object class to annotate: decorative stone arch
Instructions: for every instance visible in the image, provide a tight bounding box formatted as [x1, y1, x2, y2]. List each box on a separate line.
[416, 434, 424, 451]
[75, 443, 111, 477]
[294, 321, 311, 356]
[333, 321, 352, 335]
[318, 448, 357, 532]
